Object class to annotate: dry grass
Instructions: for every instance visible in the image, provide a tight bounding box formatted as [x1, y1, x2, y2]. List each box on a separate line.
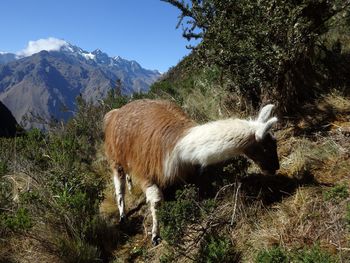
[3, 234, 61, 263]
[232, 94, 350, 261]
[248, 187, 348, 251]
[180, 80, 235, 122]
[320, 92, 350, 115]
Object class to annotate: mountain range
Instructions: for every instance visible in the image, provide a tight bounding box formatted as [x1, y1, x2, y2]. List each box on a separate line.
[0, 40, 161, 129]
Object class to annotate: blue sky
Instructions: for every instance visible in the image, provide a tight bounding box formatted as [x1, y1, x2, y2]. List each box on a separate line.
[0, 0, 198, 72]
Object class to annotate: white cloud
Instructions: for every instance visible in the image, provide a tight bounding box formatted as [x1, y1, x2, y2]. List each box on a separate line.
[17, 37, 68, 57]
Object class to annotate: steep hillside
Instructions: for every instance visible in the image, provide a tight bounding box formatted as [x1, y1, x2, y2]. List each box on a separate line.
[0, 52, 17, 64]
[0, 100, 17, 137]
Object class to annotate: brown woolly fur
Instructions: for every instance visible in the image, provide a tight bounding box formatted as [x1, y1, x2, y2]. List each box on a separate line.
[104, 99, 196, 189]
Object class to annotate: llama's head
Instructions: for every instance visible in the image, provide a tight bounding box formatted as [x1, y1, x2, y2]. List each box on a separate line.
[244, 104, 279, 175]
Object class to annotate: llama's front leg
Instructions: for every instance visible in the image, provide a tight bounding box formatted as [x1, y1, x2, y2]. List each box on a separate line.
[126, 173, 133, 193]
[145, 184, 163, 246]
[113, 166, 126, 223]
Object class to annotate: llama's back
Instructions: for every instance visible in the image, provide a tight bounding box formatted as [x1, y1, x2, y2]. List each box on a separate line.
[104, 99, 196, 188]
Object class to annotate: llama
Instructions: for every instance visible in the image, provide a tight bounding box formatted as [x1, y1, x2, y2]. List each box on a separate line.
[104, 99, 279, 245]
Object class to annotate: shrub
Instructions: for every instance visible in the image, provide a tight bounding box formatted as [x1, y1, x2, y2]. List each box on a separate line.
[159, 185, 201, 246]
[164, 0, 350, 114]
[0, 97, 113, 261]
[0, 174, 13, 216]
[256, 245, 338, 263]
[293, 245, 338, 263]
[256, 247, 289, 263]
[0, 207, 32, 232]
[159, 252, 176, 263]
[58, 238, 101, 263]
[0, 160, 8, 176]
[346, 202, 350, 228]
[198, 235, 238, 263]
[323, 184, 349, 202]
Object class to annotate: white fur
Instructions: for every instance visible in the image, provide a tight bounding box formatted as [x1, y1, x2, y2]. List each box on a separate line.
[164, 119, 257, 179]
[126, 173, 133, 193]
[113, 169, 126, 219]
[163, 104, 277, 180]
[145, 184, 163, 203]
[257, 104, 274, 123]
[145, 184, 163, 241]
[177, 119, 256, 165]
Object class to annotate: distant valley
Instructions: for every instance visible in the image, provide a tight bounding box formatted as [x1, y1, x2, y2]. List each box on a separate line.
[0, 40, 161, 129]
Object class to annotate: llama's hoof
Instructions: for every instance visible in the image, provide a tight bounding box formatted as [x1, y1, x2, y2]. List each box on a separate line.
[152, 235, 162, 246]
[119, 215, 127, 224]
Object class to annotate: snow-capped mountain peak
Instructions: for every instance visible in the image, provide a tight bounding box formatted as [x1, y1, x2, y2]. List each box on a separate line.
[0, 37, 162, 130]
[2, 37, 160, 73]
[17, 37, 69, 57]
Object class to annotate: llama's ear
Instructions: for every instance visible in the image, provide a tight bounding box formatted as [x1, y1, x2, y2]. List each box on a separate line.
[257, 104, 275, 123]
[255, 117, 278, 141]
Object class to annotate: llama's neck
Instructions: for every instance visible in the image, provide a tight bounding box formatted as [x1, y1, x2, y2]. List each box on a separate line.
[174, 118, 256, 166]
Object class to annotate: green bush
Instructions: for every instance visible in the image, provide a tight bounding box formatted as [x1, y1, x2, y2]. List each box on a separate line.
[0, 175, 12, 213]
[0, 207, 32, 232]
[346, 202, 350, 228]
[164, 0, 350, 114]
[0, 160, 8, 176]
[256, 245, 338, 263]
[198, 235, 238, 263]
[256, 247, 289, 263]
[294, 245, 338, 263]
[0, 97, 113, 261]
[159, 185, 201, 246]
[323, 184, 349, 202]
[159, 252, 176, 263]
[58, 238, 101, 263]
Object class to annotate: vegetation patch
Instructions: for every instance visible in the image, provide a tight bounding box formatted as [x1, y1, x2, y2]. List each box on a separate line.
[324, 184, 349, 202]
[256, 245, 338, 263]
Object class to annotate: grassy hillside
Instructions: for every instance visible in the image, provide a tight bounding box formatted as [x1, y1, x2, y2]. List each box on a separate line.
[1, 0, 350, 262]
[1, 92, 349, 262]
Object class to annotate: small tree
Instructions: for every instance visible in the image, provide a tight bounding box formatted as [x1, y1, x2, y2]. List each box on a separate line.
[164, 0, 350, 113]
[103, 79, 128, 110]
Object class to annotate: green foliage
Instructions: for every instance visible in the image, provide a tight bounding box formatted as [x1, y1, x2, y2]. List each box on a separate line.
[164, 0, 350, 113]
[256, 247, 289, 263]
[150, 80, 180, 100]
[0, 176, 12, 213]
[0, 160, 8, 176]
[256, 245, 338, 263]
[14, 129, 48, 167]
[223, 157, 249, 177]
[102, 89, 128, 111]
[0, 208, 32, 232]
[0, 156, 12, 214]
[294, 245, 338, 263]
[0, 96, 113, 260]
[159, 252, 176, 263]
[323, 184, 349, 202]
[159, 185, 202, 246]
[58, 238, 101, 263]
[346, 202, 350, 228]
[197, 235, 238, 263]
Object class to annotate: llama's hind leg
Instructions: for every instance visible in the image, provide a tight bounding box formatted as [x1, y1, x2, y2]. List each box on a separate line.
[113, 165, 126, 223]
[145, 184, 163, 246]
